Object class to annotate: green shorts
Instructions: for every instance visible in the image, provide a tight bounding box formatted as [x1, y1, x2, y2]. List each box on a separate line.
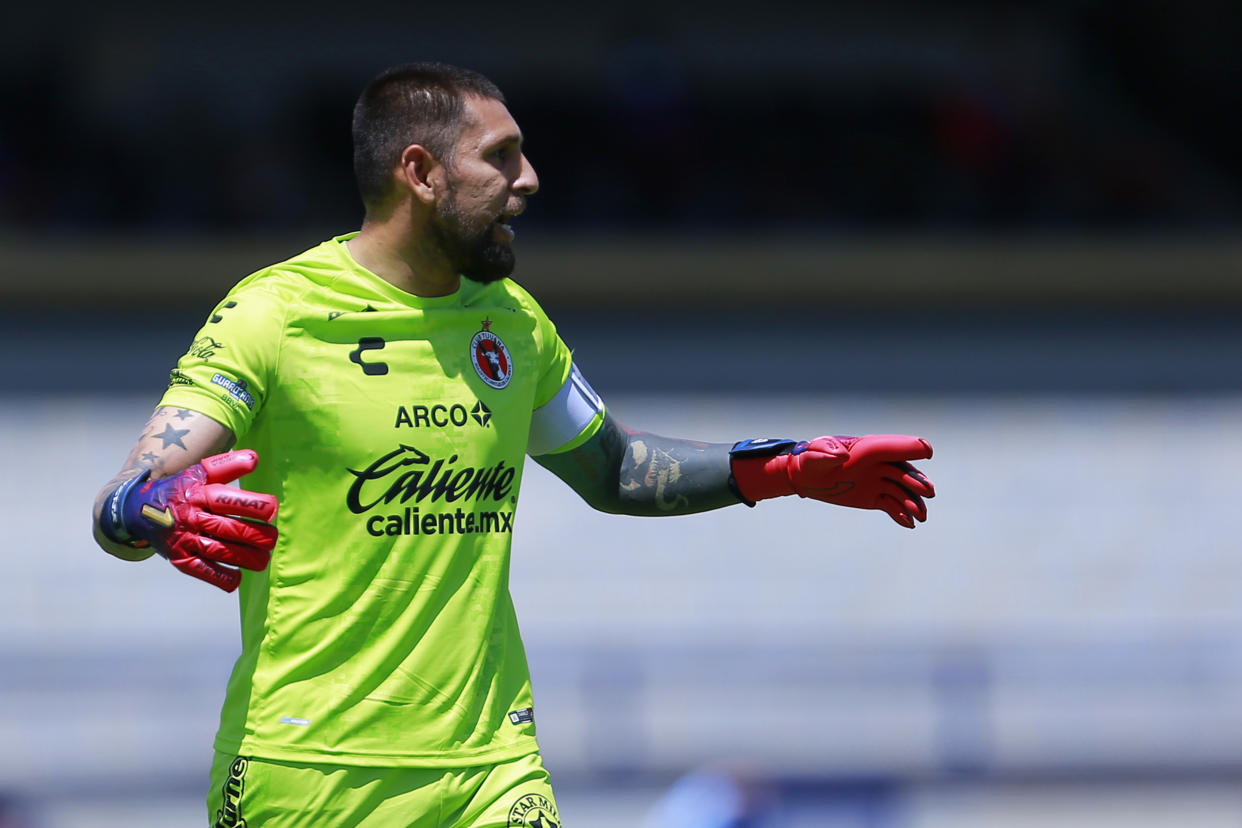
[206, 750, 560, 827]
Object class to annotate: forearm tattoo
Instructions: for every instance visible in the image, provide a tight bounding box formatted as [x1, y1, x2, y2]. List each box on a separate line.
[616, 429, 739, 515]
[93, 407, 233, 521]
[535, 414, 745, 517]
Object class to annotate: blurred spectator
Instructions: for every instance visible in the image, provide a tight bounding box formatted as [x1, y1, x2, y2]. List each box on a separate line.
[641, 766, 781, 828]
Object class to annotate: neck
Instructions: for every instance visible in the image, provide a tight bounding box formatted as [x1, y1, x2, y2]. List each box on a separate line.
[348, 210, 460, 298]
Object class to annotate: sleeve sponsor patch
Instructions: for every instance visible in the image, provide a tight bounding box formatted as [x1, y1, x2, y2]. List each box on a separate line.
[527, 363, 605, 456]
[211, 373, 255, 409]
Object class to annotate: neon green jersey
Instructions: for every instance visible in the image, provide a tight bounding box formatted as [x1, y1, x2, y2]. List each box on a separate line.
[159, 233, 602, 767]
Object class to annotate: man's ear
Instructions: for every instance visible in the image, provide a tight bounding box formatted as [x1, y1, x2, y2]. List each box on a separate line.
[398, 144, 442, 205]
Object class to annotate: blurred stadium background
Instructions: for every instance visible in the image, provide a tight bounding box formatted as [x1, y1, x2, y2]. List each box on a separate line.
[3, 2, 1241, 826]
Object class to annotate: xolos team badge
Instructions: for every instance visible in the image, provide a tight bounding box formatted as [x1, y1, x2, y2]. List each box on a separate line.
[470, 318, 513, 389]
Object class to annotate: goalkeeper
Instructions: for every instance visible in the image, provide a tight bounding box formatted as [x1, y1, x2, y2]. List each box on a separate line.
[91, 62, 934, 828]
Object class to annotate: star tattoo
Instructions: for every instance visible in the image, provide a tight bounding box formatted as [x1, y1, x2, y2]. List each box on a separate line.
[173, 409, 194, 421]
[154, 423, 190, 450]
[141, 452, 158, 463]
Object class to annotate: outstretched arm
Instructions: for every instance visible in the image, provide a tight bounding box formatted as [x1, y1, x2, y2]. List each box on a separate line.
[535, 414, 936, 527]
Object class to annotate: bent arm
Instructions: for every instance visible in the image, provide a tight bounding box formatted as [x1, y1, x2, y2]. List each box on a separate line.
[533, 413, 742, 516]
[91, 406, 235, 560]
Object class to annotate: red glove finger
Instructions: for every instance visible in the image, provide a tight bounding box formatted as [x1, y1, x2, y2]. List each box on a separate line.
[199, 537, 271, 572]
[823, 458, 934, 503]
[201, 449, 261, 484]
[885, 461, 936, 499]
[865, 464, 933, 516]
[195, 482, 279, 522]
[830, 473, 929, 527]
[184, 507, 279, 550]
[169, 531, 271, 572]
[837, 435, 933, 466]
[884, 485, 927, 523]
[876, 493, 917, 529]
[166, 552, 243, 593]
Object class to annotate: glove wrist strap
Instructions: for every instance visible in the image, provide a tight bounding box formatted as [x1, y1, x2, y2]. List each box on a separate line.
[728, 438, 798, 506]
[99, 470, 152, 548]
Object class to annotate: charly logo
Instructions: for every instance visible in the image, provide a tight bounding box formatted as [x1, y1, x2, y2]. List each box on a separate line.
[346, 445, 517, 537]
[470, 318, 513, 389]
[508, 793, 559, 828]
[349, 337, 388, 376]
[213, 756, 249, 828]
[209, 300, 237, 324]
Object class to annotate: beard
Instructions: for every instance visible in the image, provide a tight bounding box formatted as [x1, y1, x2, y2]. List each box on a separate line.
[426, 187, 516, 285]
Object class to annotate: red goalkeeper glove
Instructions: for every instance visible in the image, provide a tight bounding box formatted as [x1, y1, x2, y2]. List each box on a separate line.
[99, 449, 279, 592]
[730, 435, 935, 528]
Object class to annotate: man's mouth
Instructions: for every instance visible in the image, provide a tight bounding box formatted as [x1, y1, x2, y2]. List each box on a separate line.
[493, 215, 516, 242]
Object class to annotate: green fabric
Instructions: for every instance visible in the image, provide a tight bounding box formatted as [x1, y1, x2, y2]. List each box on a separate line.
[162, 234, 595, 766]
[207, 750, 560, 827]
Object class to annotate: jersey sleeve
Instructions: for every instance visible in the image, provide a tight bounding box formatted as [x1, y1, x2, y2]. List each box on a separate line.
[522, 290, 606, 455]
[158, 283, 288, 439]
[528, 361, 606, 456]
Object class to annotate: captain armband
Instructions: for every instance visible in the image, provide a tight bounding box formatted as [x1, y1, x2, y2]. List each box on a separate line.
[527, 363, 606, 456]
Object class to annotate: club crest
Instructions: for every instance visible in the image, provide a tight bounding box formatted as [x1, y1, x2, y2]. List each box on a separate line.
[508, 793, 559, 827]
[470, 318, 513, 389]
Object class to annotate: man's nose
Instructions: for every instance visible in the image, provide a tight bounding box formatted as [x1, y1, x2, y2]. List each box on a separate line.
[514, 154, 539, 196]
